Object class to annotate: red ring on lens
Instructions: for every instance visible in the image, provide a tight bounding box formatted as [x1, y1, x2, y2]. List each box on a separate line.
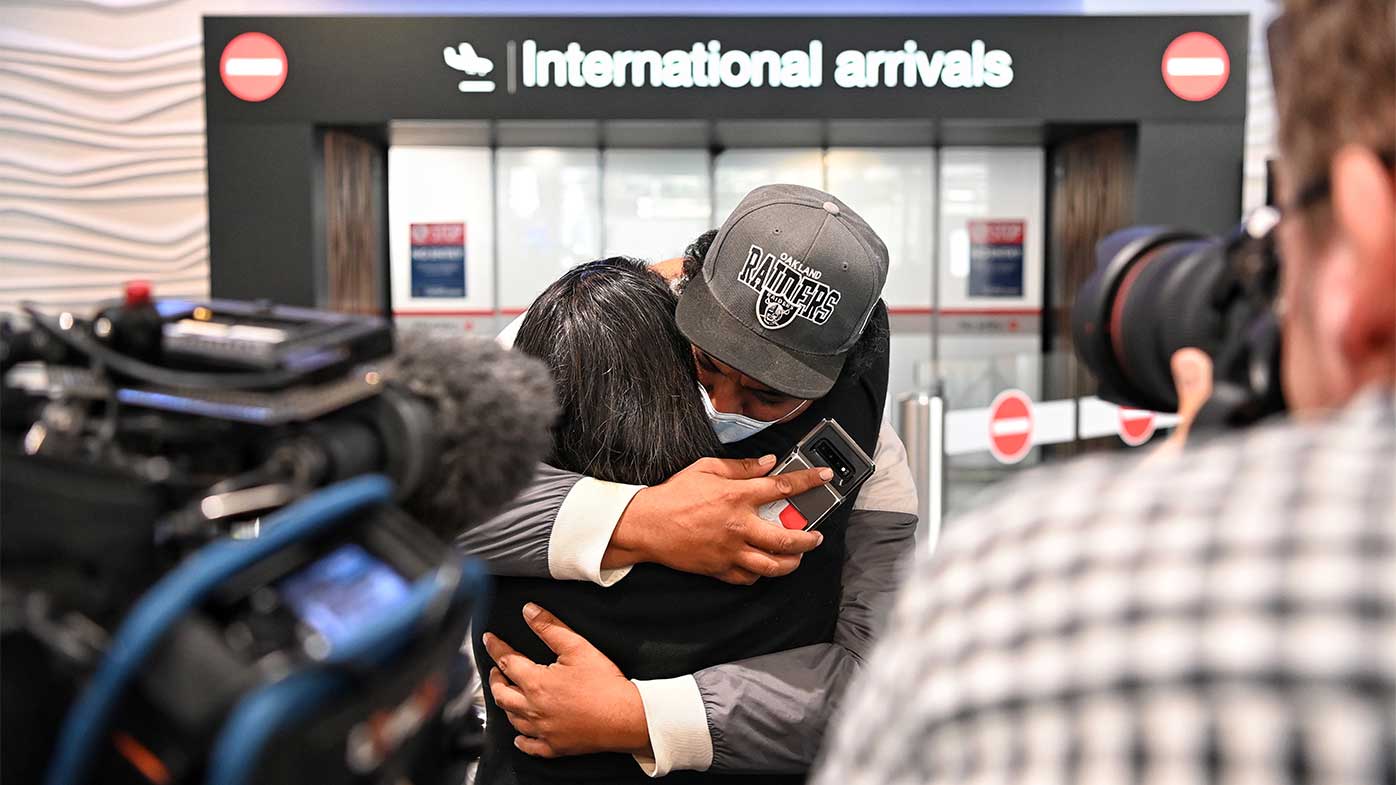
[1108, 246, 1166, 378]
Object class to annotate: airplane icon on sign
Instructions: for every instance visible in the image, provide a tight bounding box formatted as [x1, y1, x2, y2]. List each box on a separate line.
[443, 42, 496, 92]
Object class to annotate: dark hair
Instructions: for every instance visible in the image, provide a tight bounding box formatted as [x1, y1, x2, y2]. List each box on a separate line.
[515, 257, 720, 486]
[680, 229, 718, 286]
[678, 230, 889, 385]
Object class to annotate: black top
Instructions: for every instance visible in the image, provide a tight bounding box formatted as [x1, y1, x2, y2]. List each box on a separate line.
[473, 309, 889, 784]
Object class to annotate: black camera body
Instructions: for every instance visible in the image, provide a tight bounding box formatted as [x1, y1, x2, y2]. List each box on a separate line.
[1072, 209, 1288, 431]
[1, 295, 485, 785]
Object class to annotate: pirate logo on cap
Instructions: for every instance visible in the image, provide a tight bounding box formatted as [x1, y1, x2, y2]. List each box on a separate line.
[758, 271, 801, 329]
[738, 245, 843, 331]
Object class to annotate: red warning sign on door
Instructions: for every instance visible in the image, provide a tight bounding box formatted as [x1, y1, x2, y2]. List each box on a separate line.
[220, 32, 288, 103]
[1118, 407, 1158, 447]
[1162, 32, 1230, 102]
[988, 389, 1034, 464]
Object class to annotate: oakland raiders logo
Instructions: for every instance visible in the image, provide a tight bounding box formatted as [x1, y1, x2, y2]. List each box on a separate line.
[737, 244, 842, 330]
[758, 289, 800, 329]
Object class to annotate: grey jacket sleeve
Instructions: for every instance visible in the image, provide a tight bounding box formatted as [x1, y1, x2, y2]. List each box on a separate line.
[453, 462, 583, 578]
[694, 507, 917, 772]
[693, 422, 920, 773]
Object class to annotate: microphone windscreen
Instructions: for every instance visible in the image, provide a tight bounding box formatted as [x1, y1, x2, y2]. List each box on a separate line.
[389, 327, 557, 538]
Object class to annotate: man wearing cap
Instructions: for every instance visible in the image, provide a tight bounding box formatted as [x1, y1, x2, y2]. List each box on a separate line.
[459, 184, 918, 777]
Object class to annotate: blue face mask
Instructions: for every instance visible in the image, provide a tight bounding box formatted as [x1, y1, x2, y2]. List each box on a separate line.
[699, 384, 804, 444]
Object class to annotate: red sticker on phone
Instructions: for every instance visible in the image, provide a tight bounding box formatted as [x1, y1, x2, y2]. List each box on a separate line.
[777, 502, 808, 530]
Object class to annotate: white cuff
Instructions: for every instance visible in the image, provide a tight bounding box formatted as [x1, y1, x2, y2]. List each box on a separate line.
[548, 477, 643, 586]
[630, 676, 713, 777]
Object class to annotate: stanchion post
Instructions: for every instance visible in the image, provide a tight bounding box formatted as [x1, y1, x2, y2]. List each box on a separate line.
[926, 381, 946, 555]
[897, 383, 947, 555]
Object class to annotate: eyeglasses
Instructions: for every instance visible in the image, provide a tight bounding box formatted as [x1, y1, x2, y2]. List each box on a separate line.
[1285, 148, 1396, 213]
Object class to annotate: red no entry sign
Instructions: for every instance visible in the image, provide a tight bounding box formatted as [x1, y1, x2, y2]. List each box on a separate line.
[1162, 32, 1229, 102]
[220, 32, 287, 103]
[988, 389, 1034, 464]
[1118, 407, 1158, 447]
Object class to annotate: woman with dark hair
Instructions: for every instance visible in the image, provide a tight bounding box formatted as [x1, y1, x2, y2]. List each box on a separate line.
[512, 257, 720, 487]
[471, 256, 739, 784]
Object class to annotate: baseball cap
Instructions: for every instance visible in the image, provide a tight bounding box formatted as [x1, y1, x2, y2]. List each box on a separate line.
[676, 184, 889, 399]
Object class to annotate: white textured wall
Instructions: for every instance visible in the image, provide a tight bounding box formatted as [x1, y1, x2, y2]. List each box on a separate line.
[0, 0, 351, 314]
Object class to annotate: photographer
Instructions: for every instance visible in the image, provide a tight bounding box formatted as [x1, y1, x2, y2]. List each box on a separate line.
[813, 1, 1395, 783]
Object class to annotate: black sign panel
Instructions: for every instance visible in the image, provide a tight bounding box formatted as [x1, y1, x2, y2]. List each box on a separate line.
[204, 15, 1248, 124]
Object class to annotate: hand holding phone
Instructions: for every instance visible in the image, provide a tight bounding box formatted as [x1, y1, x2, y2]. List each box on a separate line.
[757, 419, 875, 531]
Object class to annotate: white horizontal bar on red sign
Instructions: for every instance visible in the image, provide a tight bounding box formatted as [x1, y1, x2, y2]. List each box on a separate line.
[1165, 57, 1227, 76]
[224, 58, 284, 76]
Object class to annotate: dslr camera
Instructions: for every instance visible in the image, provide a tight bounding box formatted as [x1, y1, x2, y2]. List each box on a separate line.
[1072, 207, 1288, 431]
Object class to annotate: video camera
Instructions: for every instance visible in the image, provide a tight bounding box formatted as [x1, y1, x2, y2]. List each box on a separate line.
[1, 287, 554, 785]
[1072, 207, 1288, 431]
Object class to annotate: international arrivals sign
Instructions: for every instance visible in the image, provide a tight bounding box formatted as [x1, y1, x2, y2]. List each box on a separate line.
[204, 16, 1247, 123]
[501, 39, 1014, 91]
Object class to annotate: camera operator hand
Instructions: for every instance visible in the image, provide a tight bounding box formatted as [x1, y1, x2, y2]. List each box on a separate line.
[1149, 348, 1215, 462]
[602, 455, 832, 585]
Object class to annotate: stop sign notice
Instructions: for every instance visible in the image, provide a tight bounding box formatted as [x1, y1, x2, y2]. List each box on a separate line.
[1162, 31, 1230, 102]
[1118, 407, 1158, 447]
[220, 32, 288, 103]
[988, 389, 1034, 464]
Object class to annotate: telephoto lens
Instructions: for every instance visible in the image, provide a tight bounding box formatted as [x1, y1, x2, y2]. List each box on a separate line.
[1072, 209, 1284, 419]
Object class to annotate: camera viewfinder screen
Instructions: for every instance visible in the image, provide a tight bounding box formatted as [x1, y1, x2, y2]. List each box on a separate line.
[279, 544, 411, 647]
